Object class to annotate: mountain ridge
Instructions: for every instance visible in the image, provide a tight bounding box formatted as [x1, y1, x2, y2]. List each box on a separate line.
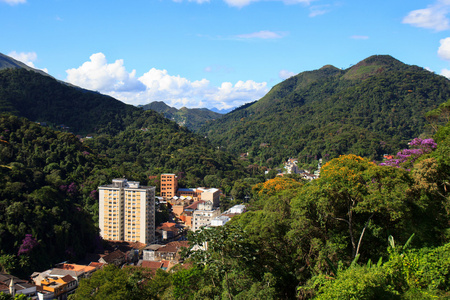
[197, 55, 450, 166]
[140, 101, 223, 131]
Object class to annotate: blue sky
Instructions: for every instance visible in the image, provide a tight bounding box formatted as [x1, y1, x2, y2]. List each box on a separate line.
[2, 0, 450, 110]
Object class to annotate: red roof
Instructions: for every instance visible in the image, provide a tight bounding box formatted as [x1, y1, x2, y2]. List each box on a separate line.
[161, 260, 170, 268]
[141, 261, 163, 270]
[88, 262, 105, 269]
[157, 241, 189, 253]
[185, 200, 205, 210]
[61, 275, 76, 283]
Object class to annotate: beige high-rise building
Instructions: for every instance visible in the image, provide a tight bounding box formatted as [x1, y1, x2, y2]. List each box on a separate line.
[99, 179, 155, 244]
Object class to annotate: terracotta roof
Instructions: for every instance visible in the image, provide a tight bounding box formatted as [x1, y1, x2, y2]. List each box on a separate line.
[58, 263, 96, 273]
[101, 249, 126, 263]
[185, 200, 205, 210]
[61, 275, 76, 283]
[157, 226, 179, 232]
[161, 222, 177, 227]
[161, 260, 170, 268]
[157, 241, 189, 253]
[88, 262, 105, 269]
[141, 261, 164, 270]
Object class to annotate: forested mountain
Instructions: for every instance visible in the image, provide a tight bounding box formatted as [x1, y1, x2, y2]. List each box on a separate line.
[0, 115, 106, 277]
[198, 55, 450, 166]
[0, 112, 249, 277]
[140, 101, 223, 131]
[0, 60, 252, 276]
[0, 67, 139, 135]
[72, 115, 450, 299]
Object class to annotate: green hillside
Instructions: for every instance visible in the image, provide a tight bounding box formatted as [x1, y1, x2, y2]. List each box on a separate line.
[198, 55, 450, 166]
[141, 101, 223, 131]
[0, 68, 138, 135]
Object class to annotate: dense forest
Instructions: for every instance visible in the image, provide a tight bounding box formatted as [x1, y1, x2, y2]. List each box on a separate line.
[141, 101, 223, 131]
[72, 103, 450, 299]
[0, 113, 252, 278]
[1, 54, 450, 299]
[198, 55, 450, 167]
[0, 115, 108, 277]
[0, 68, 138, 135]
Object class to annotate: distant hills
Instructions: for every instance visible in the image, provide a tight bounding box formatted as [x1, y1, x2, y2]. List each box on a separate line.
[140, 101, 223, 131]
[0, 52, 246, 186]
[198, 55, 450, 166]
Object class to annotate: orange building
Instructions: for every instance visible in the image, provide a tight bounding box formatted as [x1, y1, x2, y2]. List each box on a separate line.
[161, 174, 178, 199]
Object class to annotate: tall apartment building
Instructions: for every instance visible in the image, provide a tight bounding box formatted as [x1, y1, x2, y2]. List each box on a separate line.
[160, 174, 178, 199]
[99, 179, 155, 244]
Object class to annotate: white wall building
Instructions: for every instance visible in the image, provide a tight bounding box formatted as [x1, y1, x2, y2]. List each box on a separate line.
[192, 201, 221, 231]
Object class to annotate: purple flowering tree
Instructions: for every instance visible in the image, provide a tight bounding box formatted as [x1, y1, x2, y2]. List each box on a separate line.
[18, 234, 39, 255]
[380, 138, 437, 170]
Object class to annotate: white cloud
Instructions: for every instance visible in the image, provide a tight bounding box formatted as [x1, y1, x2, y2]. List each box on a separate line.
[403, 1, 450, 31]
[0, 0, 26, 5]
[66, 53, 268, 110]
[438, 37, 450, 60]
[236, 30, 287, 39]
[8, 51, 48, 73]
[66, 53, 146, 92]
[309, 5, 330, 17]
[279, 69, 296, 79]
[440, 68, 450, 78]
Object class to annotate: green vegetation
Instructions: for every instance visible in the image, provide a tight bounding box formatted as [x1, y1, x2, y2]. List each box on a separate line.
[198, 55, 450, 167]
[72, 116, 450, 299]
[82, 109, 247, 189]
[0, 68, 138, 135]
[141, 101, 223, 131]
[1, 55, 450, 299]
[0, 115, 109, 277]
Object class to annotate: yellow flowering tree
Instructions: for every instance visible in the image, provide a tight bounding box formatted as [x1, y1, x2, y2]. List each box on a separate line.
[294, 154, 412, 259]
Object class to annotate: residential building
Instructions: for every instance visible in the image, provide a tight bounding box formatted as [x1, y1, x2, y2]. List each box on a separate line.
[284, 158, 300, 174]
[229, 204, 246, 214]
[197, 188, 220, 207]
[99, 178, 156, 244]
[98, 249, 127, 266]
[160, 174, 178, 199]
[192, 201, 221, 231]
[210, 215, 230, 227]
[0, 273, 37, 299]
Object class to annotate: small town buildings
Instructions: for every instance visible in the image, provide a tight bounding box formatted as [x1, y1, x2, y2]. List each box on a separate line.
[284, 158, 300, 174]
[210, 215, 230, 227]
[98, 249, 127, 266]
[229, 204, 246, 214]
[156, 222, 180, 241]
[37, 275, 77, 300]
[143, 244, 165, 261]
[98, 178, 156, 244]
[0, 273, 37, 299]
[192, 201, 221, 231]
[142, 241, 188, 265]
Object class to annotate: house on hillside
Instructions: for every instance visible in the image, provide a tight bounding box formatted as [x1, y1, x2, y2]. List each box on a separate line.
[0, 273, 37, 299]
